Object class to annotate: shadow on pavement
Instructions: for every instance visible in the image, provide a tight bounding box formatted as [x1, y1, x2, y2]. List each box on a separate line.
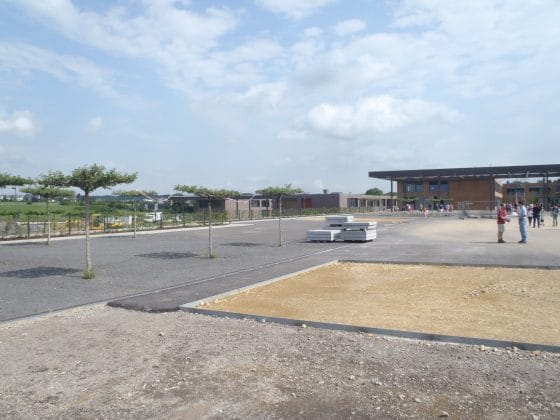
[0, 267, 82, 279]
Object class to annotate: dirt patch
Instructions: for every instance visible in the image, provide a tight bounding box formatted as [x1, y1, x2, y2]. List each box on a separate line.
[202, 262, 560, 346]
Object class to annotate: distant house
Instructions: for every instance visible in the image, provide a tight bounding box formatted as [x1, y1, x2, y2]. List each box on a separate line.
[168, 192, 392, 219]
[277, 192, 391, 213]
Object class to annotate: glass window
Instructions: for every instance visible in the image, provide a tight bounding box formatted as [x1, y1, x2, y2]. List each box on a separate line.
[405, 183, 415, 193]
[428, 181, 447, 192]
[415, 183, 424, 193]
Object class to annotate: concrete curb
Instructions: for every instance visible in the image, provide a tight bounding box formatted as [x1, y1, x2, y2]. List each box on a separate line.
[339, 259, 560, 270]
[180, 308, 560, 353]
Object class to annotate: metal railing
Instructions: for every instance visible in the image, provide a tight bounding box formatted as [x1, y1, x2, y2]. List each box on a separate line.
[0, 207, 391, 241]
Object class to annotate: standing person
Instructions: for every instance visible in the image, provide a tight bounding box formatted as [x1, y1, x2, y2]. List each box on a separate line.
[518, 201, 528, 243]
[532, 203, 541, 228]
[552, 204, 559, 227]
[497, 203, 509, 243]
[527, 204, 533, 227]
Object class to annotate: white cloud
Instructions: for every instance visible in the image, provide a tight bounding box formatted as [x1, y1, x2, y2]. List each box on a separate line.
[334, 19, 366, 36]
[256, 0, 337, 19]
[0, 111, 36, 137]
[304, 95, 460, 139]
[304, 27, 323, 37]
[0, 42, 117, 98]
[230, 82, 287, 110]
[88, 116, 103, 132]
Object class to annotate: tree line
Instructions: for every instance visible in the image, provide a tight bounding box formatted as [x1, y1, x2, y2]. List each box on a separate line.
[1, 165, 304, 278]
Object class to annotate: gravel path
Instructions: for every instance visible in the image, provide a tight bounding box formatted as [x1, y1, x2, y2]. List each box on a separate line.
[2, 306, 559, 419]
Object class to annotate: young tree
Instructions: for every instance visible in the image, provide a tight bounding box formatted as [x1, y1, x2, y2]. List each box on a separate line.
[174, 185, 239, 258]
[114, 190, 157, 238]
[0, 173, 33, 192]
[68, 164, 137, 278]
[21, 171, 74, 245]
[365, 187, 384, 196]
[257, 184, 303, 247]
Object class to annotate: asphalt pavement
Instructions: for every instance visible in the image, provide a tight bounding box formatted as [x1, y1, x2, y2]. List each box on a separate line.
[1, 214, 558, 322]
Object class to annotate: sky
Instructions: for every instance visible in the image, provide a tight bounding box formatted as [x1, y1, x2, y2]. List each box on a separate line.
[1, 0, 559, 196]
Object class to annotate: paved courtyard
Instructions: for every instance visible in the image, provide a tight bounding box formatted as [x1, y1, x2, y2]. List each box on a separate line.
[1, 214, 559, 321]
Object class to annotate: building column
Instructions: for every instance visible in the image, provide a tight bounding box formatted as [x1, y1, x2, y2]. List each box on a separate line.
[544, 173, 549, 209]
[491, 176, 496, 210]
[390, 177, 394, 211]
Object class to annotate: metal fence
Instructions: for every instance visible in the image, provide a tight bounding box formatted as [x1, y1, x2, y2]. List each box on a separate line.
[0, 211, 228, 240]
[0, 207, 379, 241]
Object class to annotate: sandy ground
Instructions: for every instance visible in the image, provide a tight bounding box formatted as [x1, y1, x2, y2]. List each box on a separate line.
[2, 216, 560, 419]
[202, 262, 560, 346]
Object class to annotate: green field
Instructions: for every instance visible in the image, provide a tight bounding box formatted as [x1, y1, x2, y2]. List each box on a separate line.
[0, 201, 68, 214]
[0, 201, 132, 217]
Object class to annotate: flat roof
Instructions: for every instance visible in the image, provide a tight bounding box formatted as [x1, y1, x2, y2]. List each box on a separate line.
[369, 164, 560, 181]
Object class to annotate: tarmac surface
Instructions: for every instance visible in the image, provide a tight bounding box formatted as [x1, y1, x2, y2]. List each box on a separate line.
[1, 213, 559, 322]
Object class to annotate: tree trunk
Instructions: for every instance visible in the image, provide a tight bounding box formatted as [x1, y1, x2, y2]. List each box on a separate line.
[133, 199, 137, 238]
[208, 199, 214, 258]
[84, 192, 94, 278]
[278, 195, 283, 247]
[46, 198, 51, 246]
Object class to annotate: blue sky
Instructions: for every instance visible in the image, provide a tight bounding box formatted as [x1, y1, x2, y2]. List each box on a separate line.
[1, 0, 559, 195]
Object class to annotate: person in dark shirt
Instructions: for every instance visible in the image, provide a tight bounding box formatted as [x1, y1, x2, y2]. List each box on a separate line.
[532, 203, 541, 228]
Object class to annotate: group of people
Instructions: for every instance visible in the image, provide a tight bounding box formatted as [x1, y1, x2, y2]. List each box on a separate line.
[497, 201, 560, 244]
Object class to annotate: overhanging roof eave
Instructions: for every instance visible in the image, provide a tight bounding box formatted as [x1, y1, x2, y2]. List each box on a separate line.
[369, 164, 560, 181]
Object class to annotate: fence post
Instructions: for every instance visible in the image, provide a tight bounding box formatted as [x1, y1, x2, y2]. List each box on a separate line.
[27, 215, 31, 238]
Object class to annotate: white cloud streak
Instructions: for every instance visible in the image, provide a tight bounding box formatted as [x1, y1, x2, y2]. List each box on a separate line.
[256, 0, 337, 19]
[334, 19, 366, 36]
[0, 41, 117, 97]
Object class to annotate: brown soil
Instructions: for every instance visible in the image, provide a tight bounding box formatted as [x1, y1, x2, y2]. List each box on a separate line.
[202, 262, 560, 345]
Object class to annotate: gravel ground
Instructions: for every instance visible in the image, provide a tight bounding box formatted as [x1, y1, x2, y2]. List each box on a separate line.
[1, 306, 560, 419]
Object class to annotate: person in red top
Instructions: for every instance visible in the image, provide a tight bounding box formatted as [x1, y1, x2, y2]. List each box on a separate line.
[497, 203, 509, 243]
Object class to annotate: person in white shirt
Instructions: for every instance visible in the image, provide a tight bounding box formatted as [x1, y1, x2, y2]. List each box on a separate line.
[517, 201, 528, 243]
